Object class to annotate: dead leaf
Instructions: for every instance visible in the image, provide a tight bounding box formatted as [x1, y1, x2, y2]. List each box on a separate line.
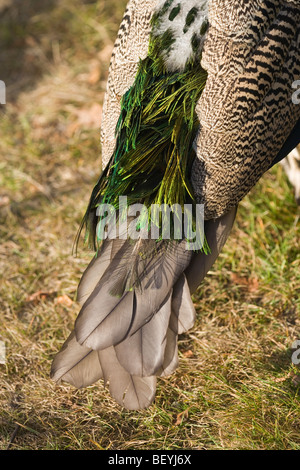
[182, 350, 194, 358]
[175, 409, 189, 426]
[0, 241, 19, 255]
[292, 375, 300, 387]
[0, 196, 10, 207]
[26, 291, 55, 303]
[230, 273, 259, 292]
[273, 376, 288, 383]
[55, 294, 73, 307]
[248, 277, 259, 292]
[257, 216, 265, 231]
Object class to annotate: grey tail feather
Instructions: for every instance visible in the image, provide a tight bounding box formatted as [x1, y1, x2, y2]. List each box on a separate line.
[51, 207, 236, 410]
[185, 206, 237, 293]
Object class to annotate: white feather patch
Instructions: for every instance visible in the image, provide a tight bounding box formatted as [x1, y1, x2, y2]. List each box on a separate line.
[154, 0, 209, 71]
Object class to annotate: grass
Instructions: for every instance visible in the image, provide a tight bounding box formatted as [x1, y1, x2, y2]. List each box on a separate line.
[0, 0, 299, 451]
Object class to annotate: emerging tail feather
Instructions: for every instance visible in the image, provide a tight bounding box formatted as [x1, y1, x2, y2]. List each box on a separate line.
[51, 331, 104, 389]
[99, 347, 157, 411]
[74, 239, 192, 352]
[50, 3, 236, 410]
[51, 208, 236, 410]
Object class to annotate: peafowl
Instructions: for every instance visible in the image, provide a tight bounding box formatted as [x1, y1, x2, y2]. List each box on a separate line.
[51, 0, 300, 410]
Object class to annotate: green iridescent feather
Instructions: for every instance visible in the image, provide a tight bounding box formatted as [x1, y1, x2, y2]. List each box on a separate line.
[78, 18, 209, 253]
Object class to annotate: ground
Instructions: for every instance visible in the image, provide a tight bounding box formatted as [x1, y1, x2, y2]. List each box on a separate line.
[0, 0, 299, 450]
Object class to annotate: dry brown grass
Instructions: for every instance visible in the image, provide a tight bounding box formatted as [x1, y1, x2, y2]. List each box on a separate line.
[0, 0, 299, 450]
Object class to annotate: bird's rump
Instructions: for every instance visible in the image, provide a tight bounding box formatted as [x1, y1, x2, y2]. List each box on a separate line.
[51, 0, 300, 410]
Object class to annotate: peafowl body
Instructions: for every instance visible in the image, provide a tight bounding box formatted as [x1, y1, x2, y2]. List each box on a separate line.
[51, 0, 300, 410]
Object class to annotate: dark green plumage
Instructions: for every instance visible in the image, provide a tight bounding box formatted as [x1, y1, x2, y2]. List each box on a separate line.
[79, 19, 208, 253]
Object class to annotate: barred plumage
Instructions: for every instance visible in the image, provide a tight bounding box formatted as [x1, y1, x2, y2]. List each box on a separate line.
[51, 0, 300, 410]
